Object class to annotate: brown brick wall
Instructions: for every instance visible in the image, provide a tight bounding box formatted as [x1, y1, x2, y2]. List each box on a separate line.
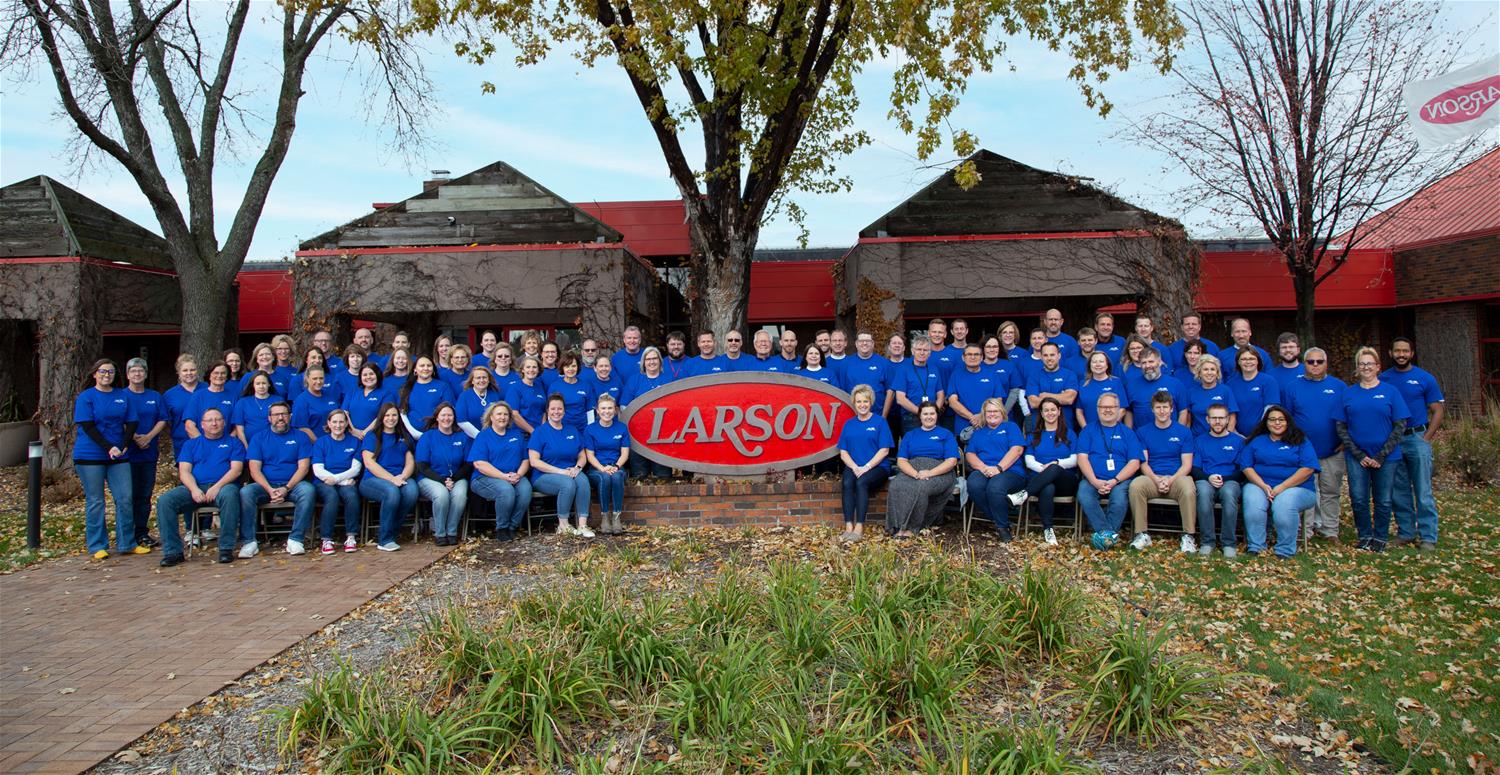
[1414, 303, 1483, 418]
[612, 480, 888, 529]
[1395, 233, 1500, 305]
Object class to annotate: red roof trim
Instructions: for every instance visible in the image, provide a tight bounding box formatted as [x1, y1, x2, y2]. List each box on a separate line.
[858, 230, 1154, 245]
[0, 255, 177, 277]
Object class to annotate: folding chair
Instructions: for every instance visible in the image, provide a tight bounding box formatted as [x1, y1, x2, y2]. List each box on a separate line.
[184, 506, 218, 559]
[1018, 495, 1083, 540]
[1146, 497, 1192, 537]
[256, 502, 296, 545]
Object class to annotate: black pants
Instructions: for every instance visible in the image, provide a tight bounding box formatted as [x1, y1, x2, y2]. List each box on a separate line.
[1025, 465, 1079, 529]
[842, 467, 890, 524]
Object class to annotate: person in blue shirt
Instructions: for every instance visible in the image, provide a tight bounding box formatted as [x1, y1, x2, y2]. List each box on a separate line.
[1380, 338, 1444, 550]
[359, 403, 419, 551]
[1178, 339, 1208, 381]
[1093, 313, 1125, 363]
[1225, 318, 1272, 370]
[838, 385, 894, 542]
[843, 332, 895, 417]
[154, 408, 245, 566]
[1238, 405, 1320, 557]
[1026, 343, 1080, 431]
[824, 329, 852, 386]
[222, 348, 246, 397]
[311, 409, 363, 555]
[1337, 347, 1411, 552]
[292, 366, 341, 442]
[893, 338, 945, 435]
[469, 403, 533, 541]
[233, 372, 280, 448]
[1041, 308, 1081, 363]
[1076, 392, 1143, 548]
[778, 330, 803, 372]
[437, 346, 473, 395]
[1124, 348, 1188, 429]
[246, 343, 278, 396]
[1076, 352, 1129, 430]
[550, 352, 593, 431]
[185, 362, 237, 441]
[471, 330, 499, 371]
[286, 348, 331, 404]
[529, 395, 594, 537]
[163, 355, 200, 463]
[1022, 396, 1081, 546]
[624, 347, 674, 481]
[1126, 391, 1197, 552]
[270, 335, 300, 398]
[964, 397, 1027, 541]
[719, 330, 753, 372]
[949, 344, 1006, 433]
[1186, 354, 1239, 436]
[383, 347, 413, 386]
[123, 357, 167, 549]
[664, 333, 692, 381]
[1061, 329, 1095, 379]
[1226, 345, 1279, 431]
[487, 343, 520, 394]
[1131, 315, 1173, 369]
[1169, 312, 1221, 374]
[885, 402, 959, 539]
[399, 355, 456, 437]
[416, 403, 473, 546]
[239, 401, 315, 557]
[1270, 333, 1306, 389]
[456, 366, 498, 439]
[1013, 329, 1049, 391]
[745, 330, 784, 372]
[685, 331, 729, 377]
[1282, 348, 1346, 543]
[505, 356, 548, 435]
[611, 326, 646, 381]
[925, 320, 961, 381]
[336, 346, 368, 402]
[1192, 404, 1245, 557]
[797, 344, 841, 389]
[343, 363, 388, 441]
[584, 394, 633, 535]
[74, 358, 144, 559]
[979, 336, 1023, 407]
[583, 355, 625, 417]
[1118, 335, 1147, 378]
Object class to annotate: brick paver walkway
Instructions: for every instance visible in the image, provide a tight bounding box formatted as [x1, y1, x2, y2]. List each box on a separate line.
[0, 542, 452, 774]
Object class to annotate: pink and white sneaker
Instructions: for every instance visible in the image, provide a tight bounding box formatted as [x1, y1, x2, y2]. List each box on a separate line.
[320, 539, 335, 555]
[343, 535, 358, 553]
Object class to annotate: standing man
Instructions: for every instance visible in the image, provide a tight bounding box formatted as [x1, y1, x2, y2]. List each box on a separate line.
[1127, 391, 1197, 552]
[1270, 333, 1306, 389]
[894, 338, 945, 434]
[611, 326, 645, 378]
[1066, 327, 1098, 378]
[1124, 349, 1188, 428]
[826, 329, 851, 385]
[927, 319, 961, 379]
[311, 330, 344, 378]
[1381, 337, 1444, 549]
[750, 330, 789, 371]
[1077, 393, 1143, 549]
[1134, 314, 1171, 365]
[685, 331, 728, 377]
[1042, 308, 1080, 362]
[1227, 318, 1272, 366]
[814, 329, 831, 355]
[1170, 312, 1219, 373]
[664, 331, 690, 380]
[950, 319, 972, 352]
[1026, 343, 1080, 430]
[843, 332, 895, 418]
[721, 329, 750, 371]
[777, 329, 801, 370]
[354, 328, 383, 370]
[1094, 312, 1125, 362]
[1282, 347, 1346, 543]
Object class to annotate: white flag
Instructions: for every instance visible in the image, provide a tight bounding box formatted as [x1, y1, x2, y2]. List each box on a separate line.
[1403, 56, 1500, 149]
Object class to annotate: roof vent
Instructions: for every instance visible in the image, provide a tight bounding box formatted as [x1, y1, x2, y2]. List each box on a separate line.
[423, 169, 452, 194]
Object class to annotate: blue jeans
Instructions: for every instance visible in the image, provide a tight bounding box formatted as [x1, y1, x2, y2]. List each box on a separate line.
[965, 469, 1026, 530]
[418, 477, 469, 537]
[240, 481, 317, 544]
[1195, 479, 1242, 549]
[1391, 434, 1439, 543]
[130, 459, 157, 542]
[533, 473, 591, 519]
[628, 455, 670, 479]
[315, 481, 362, 539]
[842, 466, 890, 525]
[1078, 481, 1130, 535]
[358, 478, 419, 545]
[1346, 453, 1396, 545]
[586, 468, 627, 512]
[472, 475, 532, 531]
[1242, 484, 1316, 557]
[156, 483, 240, 557]
[78, 461, 133, 553]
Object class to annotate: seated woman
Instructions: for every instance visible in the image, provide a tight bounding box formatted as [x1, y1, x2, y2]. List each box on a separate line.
[1238, 404, 1320, 558]
[456, 366, 498, 438]
[1227, 345, 1279, 430]
[625, 347, 672, 480]
[343, 363, 387, 441]
[415, 402, 472, 546]
[311, 409, 362, 554]
[584, 394, 631, 535]
[468, 402, 532, 542]
[399, 354, 455, 438]
[359, 403, 419, 552]
[1024, 396, 1080, 546]
[505, 356, 548, 435]
[837, 384, 893, 542]
[885, 401, 959, 539]
[292, 366, 340, 441]
[232, 371, 279, 447]
[964, 397, 1027, 541]
[528, 395, 594, 537]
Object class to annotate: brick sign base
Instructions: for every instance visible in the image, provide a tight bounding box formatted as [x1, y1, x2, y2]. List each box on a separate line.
[606, 480, 887, 529]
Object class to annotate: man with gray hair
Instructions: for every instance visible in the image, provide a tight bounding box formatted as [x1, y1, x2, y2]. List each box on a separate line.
[1281, 347, 1346, 542]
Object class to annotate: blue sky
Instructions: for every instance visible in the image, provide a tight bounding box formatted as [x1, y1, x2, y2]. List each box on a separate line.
[1, 2, 1494, 262]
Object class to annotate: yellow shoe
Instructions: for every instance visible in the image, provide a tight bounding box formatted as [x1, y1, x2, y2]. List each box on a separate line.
[91, 550, 109, 560]
[130, 545, 152, 555]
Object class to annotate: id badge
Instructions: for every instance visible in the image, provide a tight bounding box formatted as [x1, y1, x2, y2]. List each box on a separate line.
[1106, 458, 1116, 473]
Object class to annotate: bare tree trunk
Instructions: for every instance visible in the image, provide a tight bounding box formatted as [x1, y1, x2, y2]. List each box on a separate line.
[1292, 265, 1318, 349]
[691, 241, 752, 338]
[174, 259, 236, 364]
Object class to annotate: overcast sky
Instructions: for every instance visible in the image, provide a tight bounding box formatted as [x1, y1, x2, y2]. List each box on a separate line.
[2, 2, 1494, 261]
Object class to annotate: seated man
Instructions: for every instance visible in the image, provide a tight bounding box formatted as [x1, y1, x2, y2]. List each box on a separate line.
[1077, 393, 1143, 548]
[238, 401, 315, 558]
[154, 407, 245, 566]
[1127, 390, 1197, 552]
[1193, 403, 1246, 558]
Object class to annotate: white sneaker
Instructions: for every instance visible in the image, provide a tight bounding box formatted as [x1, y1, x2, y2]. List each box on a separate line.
[200, 529, 217, 541]
[344, 535, 358, 553]
[1222, 546, 1238, 559]
[555, 521, 571, 536]
[377, 541, 401, 552]
[575, 522, 595, 538]
[1043, 528, 1058, 546]
[1179, 534, 1198, 553]
[286, 539, 305, 556]
[1130, 532, 1152, 551]
[320, 539, 336, 555]
[237, 541, 259, 559]
[1007, 490, 1029, 507]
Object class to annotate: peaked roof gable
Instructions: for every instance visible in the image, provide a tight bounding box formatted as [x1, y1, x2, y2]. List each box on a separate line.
[300, 161, 624, 251]
[1343, 147, 1500, 250]
[859, 150, 1179, 238]
[0, 175, 172, 268]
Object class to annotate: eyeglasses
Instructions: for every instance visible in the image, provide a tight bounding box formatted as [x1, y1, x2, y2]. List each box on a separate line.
[726, 338, 742, 343]
[97, 368, 116, 375]
[1358, 362, 1378, 368]
[1305, 359, 1325, 364]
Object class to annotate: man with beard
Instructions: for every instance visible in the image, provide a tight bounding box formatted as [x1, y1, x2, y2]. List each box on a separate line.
[238, 401, 314, 557]
[1380, 338, 1444, 550]
[1270, 332, 1306, 389]
[1123, 349, 1188, 429]
[664, 331, 690, 380]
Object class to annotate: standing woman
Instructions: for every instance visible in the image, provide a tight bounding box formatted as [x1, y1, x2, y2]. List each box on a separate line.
[505, 356, 548, 435]
[416, 402, 472, 546]
[1227, 345, 1279, 429]
[124, 358, 166, 549]
[585, 355, 624, 413]
[528, 395, 594, 537]
[232, 371, 278, 447]
[1187, 354, 1239, 436]
[163, 354, 200, 461]
[248, 343, 279, 395]
[980, 335, 1023, 416]
[75, 358, 145, 559]
[433, 334, 454, 372]
[1119, 335, 1148, 377]
[468, 403, 532, 541]
[1076, 351, 1127, 430]
[338, 345, 367, 400]
[456, 366, 497, 438]
[797, 344, 838, 387]
[1024, 397, 1080, 546]
[440, 345, 472, 394]
[998, 321, 1023, 359]
[287, 347, 327, 403]
[1180, 339, 1208, 379]
[292, 366, 340, 441]
[1338, 347, 1410, 552]
[838, 385, 893, 541]
[551, 353, 592, 431]
[399, 354, 455, 437]
[538, 341, 561, 389]
[270, 334, 299, 396]
[384, 348, 413, 383]
[359, 403, 419, 551]
[488, 343, 519, 394]
[885, 401, 959, 539]
[1238, 405, 1320, 557]
[584, 394, 631, 535]
[312, 409, 363, 554]
[223, 348, 246, 396]
[625, 348, 672, 480]
[343, 363, 387, 441]
[964, 397, 1028, 541]
[519, 331, 542, 360]
[185, 362, 237, 440]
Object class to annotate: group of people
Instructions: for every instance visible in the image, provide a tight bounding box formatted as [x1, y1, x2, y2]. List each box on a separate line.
[70, 310, 1443, 565]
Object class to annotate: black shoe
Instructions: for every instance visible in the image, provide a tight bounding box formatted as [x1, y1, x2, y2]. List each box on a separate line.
[139, 534, 161, 549]
[1356, 538, 1371, 551]
[217, 550, 234, 564]
[159, 553, 184, 567]
[996, 528, 1014, 542]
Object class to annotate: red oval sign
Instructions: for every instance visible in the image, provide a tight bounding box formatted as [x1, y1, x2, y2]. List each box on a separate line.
[621, 373, 854, 474]
[1420, 75, 1500, 124]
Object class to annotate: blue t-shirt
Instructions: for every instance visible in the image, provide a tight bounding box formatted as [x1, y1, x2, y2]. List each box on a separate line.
[823, 355, 850, 388]
[416, 429, 472, 478]
[721, 355, 755, 373]
[1013, 353, 1047, 388]
[1194, 432, 1245, 478]
[1270, 363, 1306, 390]
[1186, 382, 1239, 437]
[401, 379, 455, 426]
[1095, 335, 1125, 363]
[685, 355, 729, 377]
[1076, 377, 1129, 428]
[163, 383, 199, 456]
[1379, 366, 1444, 427]
[843, 355, 893, 396]
[1338, 382, 1410, 461]
[232, 394, 280, 443]
[1135, 421, 1193, 473]
[966, 421, 1026, 470]
[1227, 372, 1279, 430]
[1047, 332, 1081, 362]
[624, 372, 674, 406]
[313, 433, 361, 473]
[551, 378, 593, 430]
[897, 425, 960, 461]
[927, 346, 961, 381]
[664, 356, 692, 382]
[343, 386, 390, 433]
[1123, 373, 1187, 426]
[367, 352, 390, 371]
[946, 368, 1006, 418]
[611, 349, 645, 382]
[360, 431, 412, 479]
[1238, 435, 1319, 491]
[270, 365, 298, 398]
[489, 368, 520, 395]
[456, 388, 498, 432]
[584, 372, 625, 408]
[837, 415, 895, 470]
[436, 367, 469, 396]
[467, 427, 528, 478]
[336, 369, 364, 402]
[797, 366, 840, 388]
[292, 389, 340, 437]
[186, 388, 237, 434]
[1025, 367, 1080, 412]
[984, 359, 1023, 394]
[1026, 429, 1075, 466]
[1077, 422, 1144, 476]
[893, 359, 945, 417]
[1169, 337, 1221, 373]
[504, 380, 548, 431]
[247, 428, 311, 484]
[776, 354, 802, 372]
[124, 388, 164, 462]
[73, 387, 137, 462]
[1282, 376, 1346, 458]
[180, 434, 245, 485]
[527, 422, 584, 480]
[584, 420, 632, 467]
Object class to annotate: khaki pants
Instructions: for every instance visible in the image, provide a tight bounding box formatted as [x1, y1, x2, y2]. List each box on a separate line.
[1310, 452, 1346, 539]
[1129, 475, 1196, 535]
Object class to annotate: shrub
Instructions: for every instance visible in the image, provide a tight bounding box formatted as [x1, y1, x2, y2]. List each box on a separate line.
[1436, 404, 1500, 487]
[914, 719, 1089, 775]
[995, 566, 1091, 660]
